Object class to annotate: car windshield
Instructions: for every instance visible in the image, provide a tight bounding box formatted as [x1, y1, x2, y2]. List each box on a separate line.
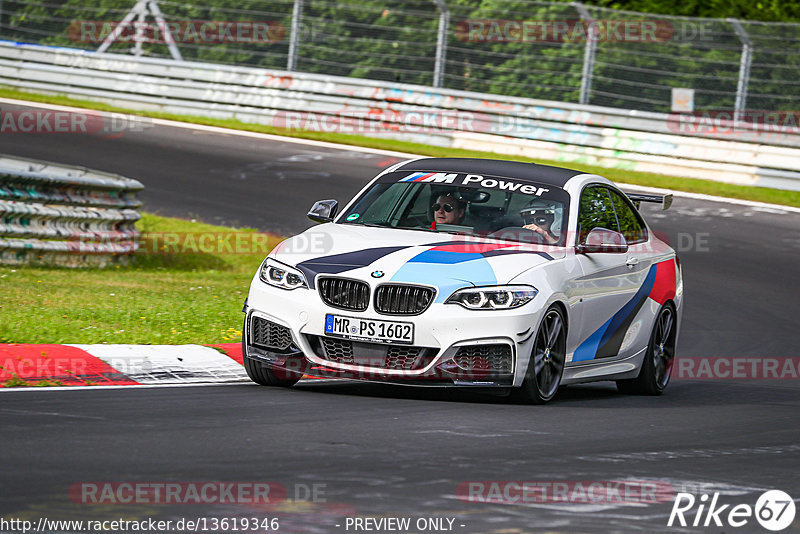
[338, 170, 570, 246]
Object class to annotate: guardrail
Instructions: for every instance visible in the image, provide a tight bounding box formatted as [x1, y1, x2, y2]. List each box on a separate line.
[1, 41, 799, 191]
[0, 154, 143, 267]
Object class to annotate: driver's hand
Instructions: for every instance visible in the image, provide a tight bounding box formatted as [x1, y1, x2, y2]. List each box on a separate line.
[523, 224, 557, 244]
[523, 223, 545, 235]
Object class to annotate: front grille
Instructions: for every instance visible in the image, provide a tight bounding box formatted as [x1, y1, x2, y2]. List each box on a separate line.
[374, 284, 435, 315]
[318, 277, 370, 311]
[251, 316, 293, 351]
[454, 345, 513, 373]
[309, 335, 433, 370]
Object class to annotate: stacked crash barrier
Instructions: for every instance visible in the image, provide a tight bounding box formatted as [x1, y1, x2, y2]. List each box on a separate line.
[0, 155, 143, 267]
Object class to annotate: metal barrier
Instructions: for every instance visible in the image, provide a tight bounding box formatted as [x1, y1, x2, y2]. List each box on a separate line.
[0, 41, 799, 191]
[0, 154, 143, 267]
[3, 0, 799, 116]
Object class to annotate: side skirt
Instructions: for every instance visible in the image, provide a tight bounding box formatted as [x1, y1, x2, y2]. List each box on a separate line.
[561, 346, 647, 385]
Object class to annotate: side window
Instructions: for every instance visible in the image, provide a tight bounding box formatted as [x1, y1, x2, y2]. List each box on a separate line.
[359, 183, 408, 223]
[395, 185, 431, 225]
[578, 186, 619, 243]
[607, 189, 648, 244]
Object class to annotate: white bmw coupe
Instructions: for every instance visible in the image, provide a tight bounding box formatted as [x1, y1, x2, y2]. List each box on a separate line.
[242, 158, 682, 403]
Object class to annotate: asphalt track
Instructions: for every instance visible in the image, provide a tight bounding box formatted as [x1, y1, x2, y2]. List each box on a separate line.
[1, 101, 799, 533]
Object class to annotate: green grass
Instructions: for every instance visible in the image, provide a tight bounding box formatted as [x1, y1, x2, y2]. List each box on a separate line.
[2, 86, 800, 208]
[1, 373, 65, 387]
[0, 213, 282, 344]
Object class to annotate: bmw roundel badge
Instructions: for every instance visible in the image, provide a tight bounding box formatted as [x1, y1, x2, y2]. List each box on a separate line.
[371, 271, 385, 278]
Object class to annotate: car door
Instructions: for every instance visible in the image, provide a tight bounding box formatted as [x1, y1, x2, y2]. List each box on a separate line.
[603, 186, 655, 359]
[570, 185, 644, 363]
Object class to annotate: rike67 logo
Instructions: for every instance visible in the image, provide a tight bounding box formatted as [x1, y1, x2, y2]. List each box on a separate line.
[668, 490, 795, 531]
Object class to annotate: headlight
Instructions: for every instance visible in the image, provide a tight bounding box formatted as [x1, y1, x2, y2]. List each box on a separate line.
[446, 285, 538, 310]
[259, 258, 308, 290]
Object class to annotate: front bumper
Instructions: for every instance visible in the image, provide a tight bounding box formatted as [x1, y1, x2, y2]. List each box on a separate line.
[244, 277, 549, 387]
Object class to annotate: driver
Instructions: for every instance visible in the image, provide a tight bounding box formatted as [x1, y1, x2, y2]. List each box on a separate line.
[520, 199, 560, 245]
[431, 193, 466, 227]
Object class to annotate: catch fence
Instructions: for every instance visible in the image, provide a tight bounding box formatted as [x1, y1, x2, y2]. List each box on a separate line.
[2, 0, 798, 117]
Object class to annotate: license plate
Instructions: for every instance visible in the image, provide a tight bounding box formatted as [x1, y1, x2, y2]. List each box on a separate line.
[324, 314, 414, 345]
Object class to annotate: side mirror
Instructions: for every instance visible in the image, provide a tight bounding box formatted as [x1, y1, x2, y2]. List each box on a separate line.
[307, 199, 338, 223]
[577, 227, 628, 254]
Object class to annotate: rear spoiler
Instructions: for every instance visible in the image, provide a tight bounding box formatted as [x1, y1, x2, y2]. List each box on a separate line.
[626, 193, 673, 211]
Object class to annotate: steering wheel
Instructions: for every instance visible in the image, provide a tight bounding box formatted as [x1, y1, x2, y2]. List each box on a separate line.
[402, 215, 430, 228]
[488, 227, 548, 244]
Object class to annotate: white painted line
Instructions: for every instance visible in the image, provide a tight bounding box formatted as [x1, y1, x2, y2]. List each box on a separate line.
[0, 97, 420, 159]
[2, 96, 798, 213]
[0, 378, 332, 393]
[0, 381, 250, 392]
[68, 344, 247, 384]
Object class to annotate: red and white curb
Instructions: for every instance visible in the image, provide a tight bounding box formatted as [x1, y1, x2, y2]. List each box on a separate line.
[0, 343, 249, 388]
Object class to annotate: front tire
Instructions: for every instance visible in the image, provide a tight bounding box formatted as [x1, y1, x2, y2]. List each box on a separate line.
[515, 306, 567, 404]
[242, 320, 300, 387]
[616, 304, 676, 395]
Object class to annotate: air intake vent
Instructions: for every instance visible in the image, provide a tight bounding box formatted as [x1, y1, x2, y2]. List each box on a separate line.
[250, 316, 293, 351]
[319, 336, 355, 365]
[454, 345, 513, 373]
[307, 335, 434, 370]
[386, 345, 424, 370]
[374, 284, 435, 315]
[318, 277, 370, 311]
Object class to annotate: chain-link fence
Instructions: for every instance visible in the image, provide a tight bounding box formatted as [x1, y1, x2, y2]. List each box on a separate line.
[1, 0, 798, 117]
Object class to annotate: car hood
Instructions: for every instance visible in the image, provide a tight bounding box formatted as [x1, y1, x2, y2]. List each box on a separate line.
[271, 224, 564, 302]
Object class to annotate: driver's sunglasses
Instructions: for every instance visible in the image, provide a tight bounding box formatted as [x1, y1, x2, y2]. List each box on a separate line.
[432, 203, 454, 213]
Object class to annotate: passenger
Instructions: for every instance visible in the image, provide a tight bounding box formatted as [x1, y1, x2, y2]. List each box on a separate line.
[520, 200, 559, 244]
